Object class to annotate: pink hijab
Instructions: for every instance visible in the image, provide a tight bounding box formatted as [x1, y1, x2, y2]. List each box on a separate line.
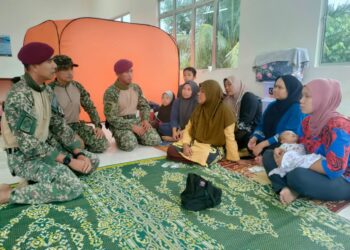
[306, 78, 342, 136]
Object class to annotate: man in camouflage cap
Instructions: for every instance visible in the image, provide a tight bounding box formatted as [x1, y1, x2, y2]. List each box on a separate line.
[50, 55, 108, 153]
[0, 42, 99, 205]
[104, 59, 161, 151]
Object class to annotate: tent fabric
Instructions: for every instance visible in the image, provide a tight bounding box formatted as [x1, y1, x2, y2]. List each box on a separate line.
[24, 18, 179, 122]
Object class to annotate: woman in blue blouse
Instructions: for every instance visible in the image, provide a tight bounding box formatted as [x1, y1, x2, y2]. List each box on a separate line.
[248, 75, 305, 161]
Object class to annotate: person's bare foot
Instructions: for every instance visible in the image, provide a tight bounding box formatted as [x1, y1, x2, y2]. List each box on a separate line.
[254, 155, 263, 165]
[0, 184, 12, 204]
[279, 187, 298, 205]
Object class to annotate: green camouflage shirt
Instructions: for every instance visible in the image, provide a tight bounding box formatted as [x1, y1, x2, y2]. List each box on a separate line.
[103, 82, 150, 130]
[4, 74, 80, 164]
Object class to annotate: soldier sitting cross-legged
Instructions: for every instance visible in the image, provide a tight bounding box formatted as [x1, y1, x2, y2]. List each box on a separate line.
[103, 59, 161, 151]
[0, 42, 99, 205]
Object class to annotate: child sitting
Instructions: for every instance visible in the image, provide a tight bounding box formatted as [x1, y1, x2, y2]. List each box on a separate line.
[153, 91, 175, 141]
[269, 130, 323, 177]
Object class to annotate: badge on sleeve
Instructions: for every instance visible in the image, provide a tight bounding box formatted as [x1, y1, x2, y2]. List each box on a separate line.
[16, 110, 37, 135]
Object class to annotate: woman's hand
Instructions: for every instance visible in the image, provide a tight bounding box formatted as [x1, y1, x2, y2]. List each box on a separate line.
[247, 137, 257, 150]
[252, 141, 268, 156]
[172, 128, 182, 140]
[183, 144, 192, 157]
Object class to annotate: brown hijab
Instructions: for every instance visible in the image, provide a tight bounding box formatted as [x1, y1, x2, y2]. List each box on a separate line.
[190, 80, 235, 146]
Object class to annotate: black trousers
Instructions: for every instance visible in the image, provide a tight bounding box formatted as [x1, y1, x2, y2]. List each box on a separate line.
[236, 92, 262, 149]
[263, 149, 350, 201]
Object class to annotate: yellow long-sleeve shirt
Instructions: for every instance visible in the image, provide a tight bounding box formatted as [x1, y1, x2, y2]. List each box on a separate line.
[174, 121, 240, 166]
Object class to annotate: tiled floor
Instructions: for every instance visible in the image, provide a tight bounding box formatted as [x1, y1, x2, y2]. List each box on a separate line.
[1, 130, 349, 221]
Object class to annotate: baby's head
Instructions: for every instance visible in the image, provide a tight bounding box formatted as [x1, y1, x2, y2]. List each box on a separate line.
[161, 91, 174, 106]
[279, 130, 298, 144]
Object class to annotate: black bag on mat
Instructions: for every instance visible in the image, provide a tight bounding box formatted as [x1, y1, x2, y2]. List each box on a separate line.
[180, 173, 222, 211]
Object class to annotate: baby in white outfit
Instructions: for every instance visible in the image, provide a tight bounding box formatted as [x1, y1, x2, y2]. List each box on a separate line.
[269, 131, 323, 177]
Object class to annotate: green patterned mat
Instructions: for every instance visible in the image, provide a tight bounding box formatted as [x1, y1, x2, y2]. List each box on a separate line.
[1, 157, 350, 249]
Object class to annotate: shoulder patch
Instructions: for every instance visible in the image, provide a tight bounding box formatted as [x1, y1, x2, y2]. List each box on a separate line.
[15, 110, 37, 135]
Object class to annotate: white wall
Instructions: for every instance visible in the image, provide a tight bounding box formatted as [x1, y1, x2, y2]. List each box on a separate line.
[1, 0, 349, 115]
[89, 0, 158, 25]
[0, 0, 91, 77]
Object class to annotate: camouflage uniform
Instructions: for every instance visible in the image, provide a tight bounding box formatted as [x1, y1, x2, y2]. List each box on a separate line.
[1, 74, 99, 204]
[104, 82, 161, 151]
[49, 80, 108, 153]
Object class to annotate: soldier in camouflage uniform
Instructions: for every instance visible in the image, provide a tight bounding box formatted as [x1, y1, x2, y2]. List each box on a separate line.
[49, 55, 108, 153]
[0, 42, 99, 205]
[104, 59, 161, 151]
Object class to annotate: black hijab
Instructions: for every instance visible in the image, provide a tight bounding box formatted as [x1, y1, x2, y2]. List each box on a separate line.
[262, 75, 303, 138]
[157, 91, 175, 123]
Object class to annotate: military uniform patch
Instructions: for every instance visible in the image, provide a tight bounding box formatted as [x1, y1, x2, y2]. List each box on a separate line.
[15, 110, 36, 135]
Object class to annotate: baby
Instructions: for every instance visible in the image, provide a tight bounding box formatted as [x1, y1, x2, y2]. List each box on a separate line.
[269, 130, 323, 177]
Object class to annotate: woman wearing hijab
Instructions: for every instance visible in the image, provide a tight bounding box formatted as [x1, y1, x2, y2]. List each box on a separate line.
[167, 80, 240, 166]
[263, 78, 350, 204]
[155, 91, 175, 139]
[170, 81, 199, 141]
[223, 76, 262, 149]
[248, 75, 305, 160]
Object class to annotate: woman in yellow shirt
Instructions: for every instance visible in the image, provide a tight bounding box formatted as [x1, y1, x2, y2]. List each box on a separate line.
[167, 80, 240, 166]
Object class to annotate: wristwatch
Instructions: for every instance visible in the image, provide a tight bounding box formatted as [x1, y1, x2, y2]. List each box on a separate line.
[63, 155, 71, 166]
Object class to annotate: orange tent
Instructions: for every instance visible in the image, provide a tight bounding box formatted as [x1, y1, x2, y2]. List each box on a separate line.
[24, 18, 179, 121]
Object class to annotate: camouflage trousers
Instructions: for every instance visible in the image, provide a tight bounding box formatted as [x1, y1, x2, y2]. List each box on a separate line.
[111, 122, 161, 152]
[6, 148, 99, 204]
[70, 122, 109, 153]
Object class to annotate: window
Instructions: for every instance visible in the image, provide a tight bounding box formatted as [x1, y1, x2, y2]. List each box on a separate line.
[114, 13, 131, 23]
[159, 0, 240, 69]
[321, 0, 350, 64]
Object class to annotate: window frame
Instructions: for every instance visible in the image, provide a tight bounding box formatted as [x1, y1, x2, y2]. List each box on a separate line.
[319, 0, 350, 66]
[114, 12, 131, 23]
[158, 0, 239, 70]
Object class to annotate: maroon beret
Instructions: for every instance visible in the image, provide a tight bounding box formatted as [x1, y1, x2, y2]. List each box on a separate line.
[17, 42, 54, 65]
[114, 59, 133, 74]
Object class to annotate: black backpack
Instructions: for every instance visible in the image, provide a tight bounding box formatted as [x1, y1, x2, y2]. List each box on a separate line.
[180, 173, 222, 211]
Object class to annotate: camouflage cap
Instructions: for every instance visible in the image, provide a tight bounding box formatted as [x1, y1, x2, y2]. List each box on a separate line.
[53, 55, 79, 70]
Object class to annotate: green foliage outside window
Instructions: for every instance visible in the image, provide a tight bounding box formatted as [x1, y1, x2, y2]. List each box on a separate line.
[322, 0, 350, 64]
[159, 0, 240, 69]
